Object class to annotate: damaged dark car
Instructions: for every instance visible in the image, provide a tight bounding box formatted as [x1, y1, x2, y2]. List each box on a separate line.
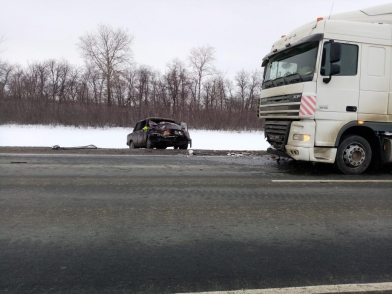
[127, 117, 192, 150]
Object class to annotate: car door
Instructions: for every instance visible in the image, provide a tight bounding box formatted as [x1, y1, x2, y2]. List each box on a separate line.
[140, 120, 148, 147]
[132, 122, 142, 147]
[134, 120, 148, 146]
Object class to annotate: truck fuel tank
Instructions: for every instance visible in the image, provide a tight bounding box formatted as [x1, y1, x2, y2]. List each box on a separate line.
[382, 138, 392, 163]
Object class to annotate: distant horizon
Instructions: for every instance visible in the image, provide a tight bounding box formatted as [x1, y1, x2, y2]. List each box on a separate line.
[1, 0, 390, 78]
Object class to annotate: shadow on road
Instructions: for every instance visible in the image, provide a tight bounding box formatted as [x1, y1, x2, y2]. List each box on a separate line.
[272, 157, 392, 176]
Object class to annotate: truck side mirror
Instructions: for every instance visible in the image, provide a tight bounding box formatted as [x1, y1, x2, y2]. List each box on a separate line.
[330, 63, 341, 76]
[330, 42, 341, 63]
[323, 63, 341, 84]
[323, 42, 342, 84]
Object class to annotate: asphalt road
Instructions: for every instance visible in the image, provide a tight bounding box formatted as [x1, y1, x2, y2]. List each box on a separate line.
[0, 153, 391, 293]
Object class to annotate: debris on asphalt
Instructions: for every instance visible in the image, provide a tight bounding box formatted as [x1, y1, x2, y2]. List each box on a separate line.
[52, 144, 98, 150]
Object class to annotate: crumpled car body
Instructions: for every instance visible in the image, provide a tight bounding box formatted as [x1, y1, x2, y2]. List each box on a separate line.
[127, 117, 191, 149]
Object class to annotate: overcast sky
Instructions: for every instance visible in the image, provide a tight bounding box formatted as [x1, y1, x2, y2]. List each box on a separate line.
[0, 0, 390, 78]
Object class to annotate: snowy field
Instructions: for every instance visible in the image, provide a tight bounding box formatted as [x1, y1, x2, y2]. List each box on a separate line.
[0, 125, 269, 151]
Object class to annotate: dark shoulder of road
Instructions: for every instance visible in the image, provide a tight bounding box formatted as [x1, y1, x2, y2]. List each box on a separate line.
[0, 146, 267, 156]
[0, 150, 391, 294]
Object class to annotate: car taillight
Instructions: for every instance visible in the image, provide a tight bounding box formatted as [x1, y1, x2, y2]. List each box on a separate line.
[163, 130, 171, 136]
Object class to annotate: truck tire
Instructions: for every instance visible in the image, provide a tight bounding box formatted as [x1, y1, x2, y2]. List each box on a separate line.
[335, 135, 372, 175]
[179, 143, 188, 150]
[129, 141, 136, 149]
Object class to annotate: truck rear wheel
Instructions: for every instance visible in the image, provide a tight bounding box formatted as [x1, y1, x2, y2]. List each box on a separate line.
[129, 141, 136, 149]
[335, 135, 372, 175]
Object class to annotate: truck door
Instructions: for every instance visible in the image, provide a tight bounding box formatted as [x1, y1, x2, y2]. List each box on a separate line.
[358, 44, 391, 121]
[316, 41, 361, 122]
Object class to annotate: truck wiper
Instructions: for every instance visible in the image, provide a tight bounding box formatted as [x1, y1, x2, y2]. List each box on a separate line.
[264, 77, 282, 84]
[283, 73, 303, 84]
[263, 75, 291, 88]
[262, 79, 275, 88]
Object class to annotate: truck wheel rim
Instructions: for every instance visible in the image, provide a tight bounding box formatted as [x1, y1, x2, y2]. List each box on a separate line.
[343, 143, 366, 168]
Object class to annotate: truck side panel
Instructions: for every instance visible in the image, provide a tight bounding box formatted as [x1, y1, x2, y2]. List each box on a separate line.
[358, 44, 391, 121]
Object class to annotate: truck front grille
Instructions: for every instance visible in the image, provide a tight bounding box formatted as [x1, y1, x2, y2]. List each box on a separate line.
[264, 120, 292, 151]
[258, 94, 301, 119]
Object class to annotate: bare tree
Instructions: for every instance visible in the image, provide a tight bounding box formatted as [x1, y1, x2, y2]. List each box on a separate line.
[235, 69, 262, 113]
[246, 70, 261, 112]
[0, 61, 13, 99]
[235, 70, 249, 111]
[78, 24, 134, 106]
[1, 51, 261, 129]
[188, 45, 216, 109]
[0, 36, 5, 53]
[46, 59, 71, 103]
[135, 65, 152, 117]
[165, 59, 189, 116]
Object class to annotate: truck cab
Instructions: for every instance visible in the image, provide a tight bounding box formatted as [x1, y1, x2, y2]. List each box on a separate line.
[258, 4, 392, 174]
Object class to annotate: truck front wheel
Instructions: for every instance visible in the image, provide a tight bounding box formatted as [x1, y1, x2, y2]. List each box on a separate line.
[335, 135, 372, 175]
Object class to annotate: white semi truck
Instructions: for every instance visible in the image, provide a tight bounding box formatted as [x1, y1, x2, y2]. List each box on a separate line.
[258, 3, 392, 174]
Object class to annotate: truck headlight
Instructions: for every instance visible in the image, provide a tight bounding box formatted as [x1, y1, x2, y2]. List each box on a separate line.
[293, 134, 311, 142]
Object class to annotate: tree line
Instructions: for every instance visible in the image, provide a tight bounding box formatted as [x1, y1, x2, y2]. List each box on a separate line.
[0, 25, 263, 130]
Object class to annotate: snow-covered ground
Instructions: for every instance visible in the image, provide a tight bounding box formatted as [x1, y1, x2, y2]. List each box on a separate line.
[0, 124, 269, 150]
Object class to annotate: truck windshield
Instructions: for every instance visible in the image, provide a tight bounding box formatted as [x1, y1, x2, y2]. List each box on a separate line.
[263, 41, 319, 89]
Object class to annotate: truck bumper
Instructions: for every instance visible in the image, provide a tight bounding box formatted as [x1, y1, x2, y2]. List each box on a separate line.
[285, 145, 337, 164]
[267, 147, 291, 158]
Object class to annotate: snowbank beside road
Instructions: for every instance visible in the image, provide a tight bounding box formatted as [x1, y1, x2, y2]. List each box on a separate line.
[189, 129, 268, 150]
[0, 124, 269, 150]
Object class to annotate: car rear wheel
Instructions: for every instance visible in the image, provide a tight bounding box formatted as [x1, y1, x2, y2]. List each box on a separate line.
[173, 146, 179, 150]
[335, 135, 372, 175]
[146, 138, 153, 149]
[179, 143, 188, 150]
[157, 145, 167, 149]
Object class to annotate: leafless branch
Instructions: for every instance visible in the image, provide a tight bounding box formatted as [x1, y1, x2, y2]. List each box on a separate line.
[78, 24, 134, 106]
[188, 45, 217, 109]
